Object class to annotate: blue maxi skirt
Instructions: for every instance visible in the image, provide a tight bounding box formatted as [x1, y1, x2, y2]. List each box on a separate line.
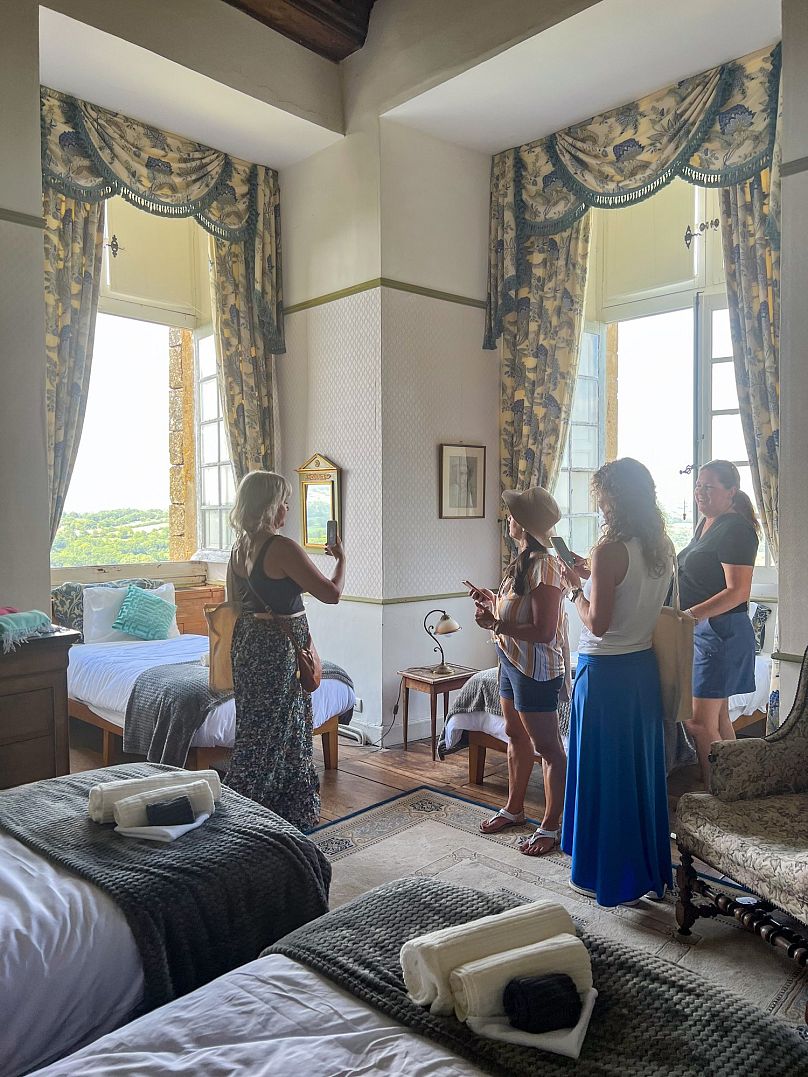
[561, 649, 672, 907]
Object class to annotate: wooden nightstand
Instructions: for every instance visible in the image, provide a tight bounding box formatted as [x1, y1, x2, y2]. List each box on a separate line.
[0, 627, 80, 789]
[397, 665, 478, 761]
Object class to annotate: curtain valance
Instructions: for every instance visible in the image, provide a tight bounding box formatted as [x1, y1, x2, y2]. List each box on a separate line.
[486, 43, 780, 348]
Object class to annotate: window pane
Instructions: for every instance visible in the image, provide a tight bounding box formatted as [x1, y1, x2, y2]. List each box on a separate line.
[570, 424, 598, 469]
[220, 464, 235, 505]
[570, 515, 597, 556]
[198, 335, 216, 379]
[560, 436, 570, 470]
[204, 509, 220, 549]
[570, 471, 594, 514]
[202, 466, 220, 507]
[711, 361, 739, 412]
[553, 516, 571, 544]
[201, 422, 219, 465]
[200, 378, 219, 422]
[735, 465, 767, 566]
[221, 515, 233, 550]
[579, 332, 599, 377]
[553, 471, 570, 516]
[219, 419, 230, 462]
[571, 377, 598, 424]
[711, 308, 733, 359]
[712, 412, 746, 462]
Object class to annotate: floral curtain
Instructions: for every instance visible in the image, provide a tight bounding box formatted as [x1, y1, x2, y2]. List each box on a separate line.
[40, 87, 285, 528]
[500, 216, 590, 566]
[486, 43, 780, 551]
[720, 169, 780, 561]
[43, 187, 105, 542]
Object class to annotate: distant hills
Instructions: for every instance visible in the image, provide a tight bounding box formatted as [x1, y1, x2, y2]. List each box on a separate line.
[51, 508, 170, 568]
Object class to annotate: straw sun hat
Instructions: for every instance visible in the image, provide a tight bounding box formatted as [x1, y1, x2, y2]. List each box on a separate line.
[502, 487, 561, 548]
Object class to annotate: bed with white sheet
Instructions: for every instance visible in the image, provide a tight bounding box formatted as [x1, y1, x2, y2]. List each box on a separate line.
[67, 634, 355, 765]
[0, 763, 331, 1077]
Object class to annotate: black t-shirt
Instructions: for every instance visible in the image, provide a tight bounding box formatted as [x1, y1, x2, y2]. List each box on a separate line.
[677, 513, 759, 614]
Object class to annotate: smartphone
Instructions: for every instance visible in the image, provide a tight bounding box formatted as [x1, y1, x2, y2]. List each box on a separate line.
[326, 520, 338, 547]
[463, 579, 486, 600]
[550, 536, 576, 568]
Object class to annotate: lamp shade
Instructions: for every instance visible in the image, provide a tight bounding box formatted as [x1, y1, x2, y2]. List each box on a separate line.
[434, 613, 461, 635]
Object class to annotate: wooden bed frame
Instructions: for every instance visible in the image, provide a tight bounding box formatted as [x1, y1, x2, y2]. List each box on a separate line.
[66, 583, 342, 771]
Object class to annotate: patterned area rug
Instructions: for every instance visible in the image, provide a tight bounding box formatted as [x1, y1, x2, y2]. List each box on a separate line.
[311, 787, 808, 1029]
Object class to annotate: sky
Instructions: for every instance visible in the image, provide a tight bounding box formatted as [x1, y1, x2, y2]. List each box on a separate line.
[617, 308, 696, 523]
[63, 314, 170, 513]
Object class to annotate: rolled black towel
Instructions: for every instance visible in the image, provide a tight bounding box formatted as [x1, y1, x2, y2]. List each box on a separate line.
[145, 795, 196, 827]
[503, 972, 582, 1034]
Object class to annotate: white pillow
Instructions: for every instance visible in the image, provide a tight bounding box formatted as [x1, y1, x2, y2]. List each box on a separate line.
[83, 583, 180, 644]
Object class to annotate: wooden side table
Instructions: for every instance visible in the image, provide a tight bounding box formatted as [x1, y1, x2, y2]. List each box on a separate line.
[0, 627, 80, 789]
[397, 665, 478, 761]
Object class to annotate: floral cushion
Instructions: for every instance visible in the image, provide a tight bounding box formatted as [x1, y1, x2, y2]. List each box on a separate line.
[676, 791, 808, 925]
[50, 579, 164, 641]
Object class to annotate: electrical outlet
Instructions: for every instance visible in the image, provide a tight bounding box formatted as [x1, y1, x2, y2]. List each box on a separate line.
[354, 698, 363, 713]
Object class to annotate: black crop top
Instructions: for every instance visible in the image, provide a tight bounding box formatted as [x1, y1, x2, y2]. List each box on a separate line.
[676, 513, 758, 614]
[232, 536, 304, 615]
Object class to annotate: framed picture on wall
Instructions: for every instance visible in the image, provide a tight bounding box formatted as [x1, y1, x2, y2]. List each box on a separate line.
[439, 444, 486, 519]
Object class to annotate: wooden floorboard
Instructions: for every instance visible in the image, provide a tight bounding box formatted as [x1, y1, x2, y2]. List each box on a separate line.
[69, 735, 700, 828]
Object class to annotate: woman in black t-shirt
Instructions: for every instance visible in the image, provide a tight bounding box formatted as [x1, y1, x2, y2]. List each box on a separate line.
[677, 460, 759, 784]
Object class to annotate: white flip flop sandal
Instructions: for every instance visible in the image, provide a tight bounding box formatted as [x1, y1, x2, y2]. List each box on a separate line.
[479, 808, 525, 834]
[518, 826, 559, 855]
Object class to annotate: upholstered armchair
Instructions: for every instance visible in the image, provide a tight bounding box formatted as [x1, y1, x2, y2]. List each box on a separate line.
[675, 650, 808, 1013]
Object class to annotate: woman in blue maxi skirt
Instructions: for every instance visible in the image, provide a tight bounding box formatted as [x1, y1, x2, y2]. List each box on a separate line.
[559, 459, 674, 907]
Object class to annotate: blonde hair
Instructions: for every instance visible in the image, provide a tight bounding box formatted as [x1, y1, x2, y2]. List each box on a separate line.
[229, 471, 291, 543]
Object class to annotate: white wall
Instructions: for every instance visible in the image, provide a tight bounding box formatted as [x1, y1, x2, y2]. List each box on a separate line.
[46, 0, 342, 133]
[778, 0, 808, 709]
[0, 4, 50, 609]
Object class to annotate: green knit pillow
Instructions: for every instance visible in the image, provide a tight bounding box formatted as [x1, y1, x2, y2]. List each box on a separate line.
[111, 585, 177, 642]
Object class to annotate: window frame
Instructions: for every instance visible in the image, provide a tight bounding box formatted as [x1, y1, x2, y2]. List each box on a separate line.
[193, 329, 236, 562]
[553, 324, 607, 555]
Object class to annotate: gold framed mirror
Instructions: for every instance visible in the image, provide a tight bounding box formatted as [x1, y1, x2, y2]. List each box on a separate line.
[296, 453, 341, 550]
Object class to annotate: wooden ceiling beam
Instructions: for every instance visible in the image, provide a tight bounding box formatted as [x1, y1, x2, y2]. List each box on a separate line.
[221, 1, 375, 62]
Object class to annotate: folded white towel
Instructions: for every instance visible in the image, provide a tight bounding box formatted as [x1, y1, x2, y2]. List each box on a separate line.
[112, 781, 216, 829]
[115, 812, 210, 843]
[449, 933, 593, 1024]
[88, 769, 222, 823]
[469, 988, 598, 1060]
[400, 900, 574, 1016]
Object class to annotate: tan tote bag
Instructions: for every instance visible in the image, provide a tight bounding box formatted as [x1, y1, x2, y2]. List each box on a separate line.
[204, 602, 239, 693]
[652, 557, 694, 724]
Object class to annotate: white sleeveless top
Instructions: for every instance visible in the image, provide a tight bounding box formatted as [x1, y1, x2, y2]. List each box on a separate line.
[577, 538, 672, 656]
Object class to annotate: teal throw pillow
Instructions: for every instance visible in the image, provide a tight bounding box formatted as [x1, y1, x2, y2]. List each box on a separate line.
[112, 585, 177, 642]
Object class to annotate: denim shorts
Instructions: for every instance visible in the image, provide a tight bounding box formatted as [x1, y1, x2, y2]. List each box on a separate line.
[693, 610, 756, 699]
[497, 649, 564, 713]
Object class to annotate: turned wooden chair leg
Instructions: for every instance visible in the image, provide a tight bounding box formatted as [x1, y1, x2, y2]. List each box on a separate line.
[469, 740, 486, 785]
[676, 847, 700, 935]
[322, 727, 338, 771]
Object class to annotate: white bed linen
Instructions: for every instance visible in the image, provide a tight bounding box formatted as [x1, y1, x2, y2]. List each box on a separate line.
[728, 654, 771, 722]
[66, 636, 355, 745]
[33, 955, 483, 1077]
[0, 832, 142, 1077]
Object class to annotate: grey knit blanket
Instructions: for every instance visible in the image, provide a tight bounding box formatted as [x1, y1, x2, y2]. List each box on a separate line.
[124, 659, 355, 766]
[267, 877, 808, 1077]
[123, 662, 231, 765]
[0, 763, 331, 1013]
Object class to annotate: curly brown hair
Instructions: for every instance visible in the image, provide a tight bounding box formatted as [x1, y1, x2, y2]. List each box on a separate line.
[592, 458, 671, 577]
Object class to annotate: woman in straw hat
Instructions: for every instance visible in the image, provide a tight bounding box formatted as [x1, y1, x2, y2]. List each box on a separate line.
[560, 458, 673, 906]
[469, 485, 569, 856]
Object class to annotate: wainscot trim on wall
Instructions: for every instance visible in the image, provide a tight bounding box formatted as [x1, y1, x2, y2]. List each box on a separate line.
[781, 155, 808, 178]
[771, 651, 805, 664]
[338, 591, 469, 606]
[0, 206, 45, 230]
[283, 278, 486, 315]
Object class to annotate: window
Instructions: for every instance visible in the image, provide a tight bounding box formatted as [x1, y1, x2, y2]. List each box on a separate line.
[553, 329, 605, 554]
[51, 315, 170, 568]
[196, 333, 235, 552]
[699, 295, 770, 566]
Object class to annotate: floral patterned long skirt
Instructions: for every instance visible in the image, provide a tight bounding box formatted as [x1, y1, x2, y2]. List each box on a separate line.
[226, 613, 320, 831]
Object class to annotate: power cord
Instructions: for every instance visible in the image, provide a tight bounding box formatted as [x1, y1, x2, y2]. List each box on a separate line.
[366, 676, 403, 752]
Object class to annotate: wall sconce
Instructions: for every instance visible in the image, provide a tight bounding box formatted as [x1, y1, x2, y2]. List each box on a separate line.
[423, 609, 461, 675]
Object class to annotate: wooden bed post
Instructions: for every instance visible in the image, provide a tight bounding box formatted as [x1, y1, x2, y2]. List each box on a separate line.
[320, 719, 339, 771]
[468, 737, 487, 785]
[101, 729, 114, 768]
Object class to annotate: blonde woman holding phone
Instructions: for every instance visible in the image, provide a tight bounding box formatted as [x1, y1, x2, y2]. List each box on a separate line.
[470, 486, 568, 857]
